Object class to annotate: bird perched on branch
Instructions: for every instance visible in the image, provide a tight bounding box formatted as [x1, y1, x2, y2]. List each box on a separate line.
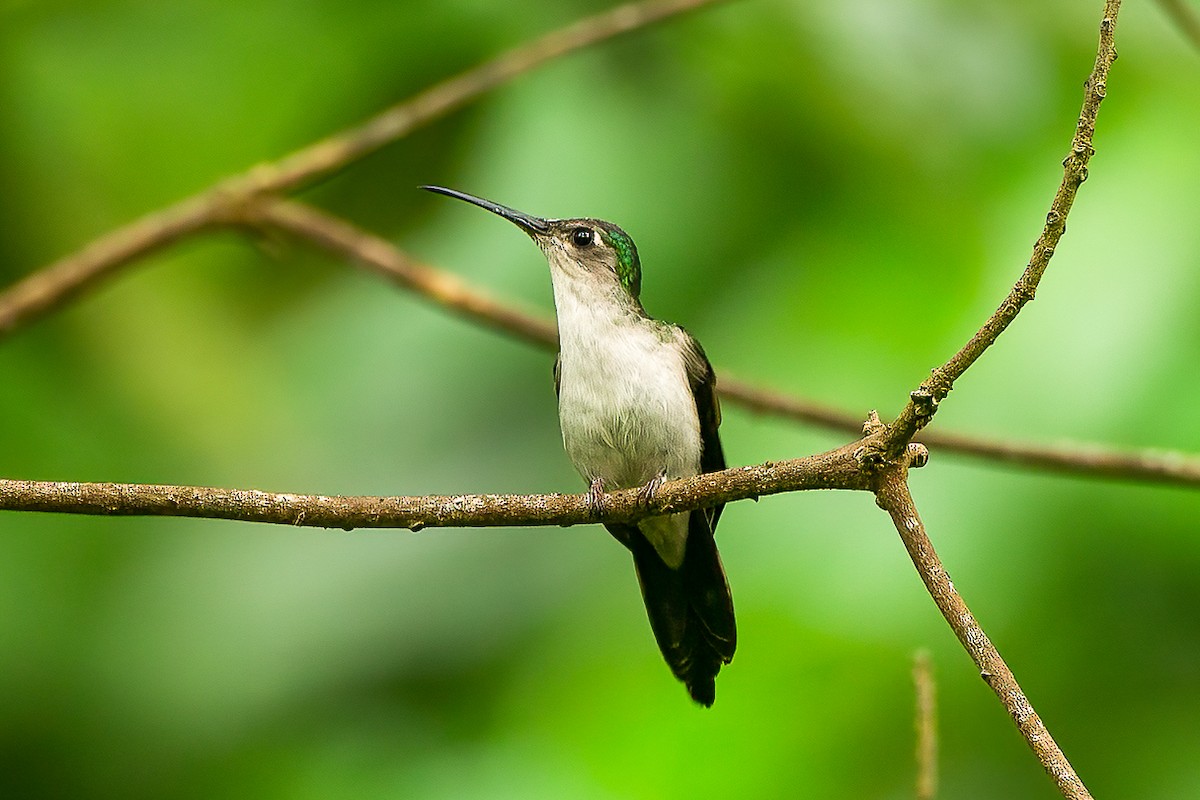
[424, 185, 736, 706]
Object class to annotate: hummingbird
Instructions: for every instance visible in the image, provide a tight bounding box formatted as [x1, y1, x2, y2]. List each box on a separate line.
[423, 185, 736, 706]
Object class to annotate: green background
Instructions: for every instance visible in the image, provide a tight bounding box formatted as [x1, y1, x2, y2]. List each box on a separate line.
[2, 0, 1198, 797]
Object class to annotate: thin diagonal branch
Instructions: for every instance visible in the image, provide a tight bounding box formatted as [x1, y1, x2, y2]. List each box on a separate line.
[0, 0, 728, 341]
[0, 194, 226, 341]
[883, 1, 1122, 453]
[0, 446, 871, 529]
[874, 464, 1091, 800]
[248, 199, 558, 348]
[911, 427, 1200, 487]
[257, 0, 731, 195]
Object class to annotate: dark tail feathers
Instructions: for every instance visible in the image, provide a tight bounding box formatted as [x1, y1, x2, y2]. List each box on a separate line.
[618, 512, 736, 706]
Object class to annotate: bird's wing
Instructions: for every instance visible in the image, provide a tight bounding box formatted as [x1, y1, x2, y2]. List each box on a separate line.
[553, 352, 561, 399]
[678, 328, 726, 530]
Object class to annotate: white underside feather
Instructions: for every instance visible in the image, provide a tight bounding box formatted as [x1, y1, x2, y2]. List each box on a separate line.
[550, 268, 701, 568]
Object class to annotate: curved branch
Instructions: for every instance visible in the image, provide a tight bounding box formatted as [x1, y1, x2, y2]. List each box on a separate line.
[249, 199, 558, 348]
[882, 1, 1122, 453]
[0, 446, 870, 529]
[0, 194, 225, 340]
[0, 0, 727, 341]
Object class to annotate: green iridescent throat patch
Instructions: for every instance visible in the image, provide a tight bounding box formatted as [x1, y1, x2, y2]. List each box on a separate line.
[601, 226, 641, 299]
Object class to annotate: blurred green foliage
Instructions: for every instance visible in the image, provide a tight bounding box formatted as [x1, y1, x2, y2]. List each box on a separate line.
[2, 0, 1199, 797]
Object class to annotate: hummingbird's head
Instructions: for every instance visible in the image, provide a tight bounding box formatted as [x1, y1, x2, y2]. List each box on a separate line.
[422, 185, 642, 304]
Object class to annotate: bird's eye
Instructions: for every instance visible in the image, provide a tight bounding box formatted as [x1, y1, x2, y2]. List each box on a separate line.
[571, 228, 594, 248]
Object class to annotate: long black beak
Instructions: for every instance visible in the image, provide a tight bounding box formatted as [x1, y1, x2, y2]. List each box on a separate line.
[421, 185, 550, 235]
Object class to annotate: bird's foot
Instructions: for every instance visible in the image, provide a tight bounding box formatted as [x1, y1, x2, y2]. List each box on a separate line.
[637, 470, 668, 507]
[585, 477, 607, 517]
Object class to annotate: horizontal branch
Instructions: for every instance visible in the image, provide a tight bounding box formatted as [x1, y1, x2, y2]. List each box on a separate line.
[0, 0, 726, 341]
[912, 427, 1200, 487]
[0, 445, 872, 529]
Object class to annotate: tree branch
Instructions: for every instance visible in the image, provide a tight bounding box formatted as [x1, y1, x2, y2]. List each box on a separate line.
[869, 8, 1118, 795]
[874, 462, 1091, 800]
[911, 427, 1200, 487]
[882, 1, 1122, 454]
[0, 446, 871, 528]
[717, 372, 1200, 488]
[248, 199, 559, 348]
[0, 194, 227, 341]
[0, 0, 728, 341]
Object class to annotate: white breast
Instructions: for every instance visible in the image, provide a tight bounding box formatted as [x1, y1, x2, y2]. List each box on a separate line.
[552, 279, 702, 491]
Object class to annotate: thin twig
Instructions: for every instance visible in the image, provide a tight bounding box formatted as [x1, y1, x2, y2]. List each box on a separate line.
[252, 197, 1200, 490]
[250, 199, 558, 348]
[913, 650, 938, 800]
[874, 464, 1091, 800]
[0, 446, 870, 529]
[257, 0, 730, 195]
[912, 427, 1200, 486]
[0, 194, 226, 341]
[883, 1, 1122, 454]
[0, 0, 728, 341]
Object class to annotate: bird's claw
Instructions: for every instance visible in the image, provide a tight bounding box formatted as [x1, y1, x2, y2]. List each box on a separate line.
[637, 471, 667, 506]
[585, 478, 607, 516]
